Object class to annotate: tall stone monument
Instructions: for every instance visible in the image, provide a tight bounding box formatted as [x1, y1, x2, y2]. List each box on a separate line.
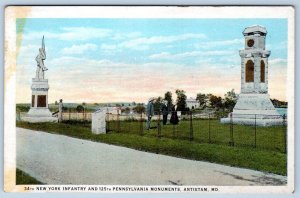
[221, 25, 282, 126]
[22, 36, 58, 123]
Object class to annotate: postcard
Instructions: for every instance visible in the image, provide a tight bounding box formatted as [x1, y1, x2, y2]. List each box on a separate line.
[4, 6, 295, 193]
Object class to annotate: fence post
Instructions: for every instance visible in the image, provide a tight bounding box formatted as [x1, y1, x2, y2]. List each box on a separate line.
[254, 114, 257, 148]
[83, 108, 85, 121]
[157, 112, 161, 138]
[140, 113, 144, 136]
[173, 117, 176, 138]
[229, 113, 234, 146]
[106, 113, 109, 133]
[208, 113, 211, 143]
[68, 108, 71, 121]
[189, 111, 193, 141]
[117, 113, 120, 133]
[283, 114, 287, 153]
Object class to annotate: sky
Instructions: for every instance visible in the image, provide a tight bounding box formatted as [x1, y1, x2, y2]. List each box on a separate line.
[16, 18, 288, 104]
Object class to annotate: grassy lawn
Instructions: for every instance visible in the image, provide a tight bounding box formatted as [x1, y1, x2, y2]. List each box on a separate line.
[108, 119, 287, 153]
[16, 168, 43, 185]
[17, 121, 286, 175]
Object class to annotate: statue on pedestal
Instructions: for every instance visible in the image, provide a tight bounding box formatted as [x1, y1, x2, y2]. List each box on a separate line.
[22, 36, 58, 123]
[35, 36, 48, 79]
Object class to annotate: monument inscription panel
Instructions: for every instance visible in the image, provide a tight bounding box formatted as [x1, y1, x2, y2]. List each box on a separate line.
[37, 95, 46, 107]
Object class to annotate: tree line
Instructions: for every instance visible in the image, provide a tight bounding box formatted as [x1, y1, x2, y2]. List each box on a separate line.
[19, 90, 286, 114]
[150, 89, 238, 113]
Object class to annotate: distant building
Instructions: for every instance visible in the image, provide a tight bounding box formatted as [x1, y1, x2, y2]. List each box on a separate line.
[186, 97, 199, 109]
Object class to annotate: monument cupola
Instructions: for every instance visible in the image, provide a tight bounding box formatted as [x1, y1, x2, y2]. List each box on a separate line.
[243, 25, 267, 50]
[239, 25, 270, 94]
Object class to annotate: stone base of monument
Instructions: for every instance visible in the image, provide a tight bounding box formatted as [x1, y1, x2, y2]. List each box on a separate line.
[220, 93, 283, 126]
[91, 109, 107, 134]
[22, 108, 58, 123]
[220, 116, 283, 126]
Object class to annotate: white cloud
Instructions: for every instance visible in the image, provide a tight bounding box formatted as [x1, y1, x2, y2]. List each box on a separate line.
[119, 33, 207, 50]
[268, 58, 287, 65]
[61, 43, 97, 55]
[148, 52, 171, 59]
[149, 50, 235, 60]
[111, 32, 142, 40]
[195, 38, 243, 49]
[100, 44, 117, 50]
[17, 44, 40, 66]
[22, 27, 112, 41]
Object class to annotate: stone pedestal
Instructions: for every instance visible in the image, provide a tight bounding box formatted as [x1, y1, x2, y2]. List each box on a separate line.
[220, 93, 282, 126]
[22, 78, 58, 123]
[91, 109, 107, 134]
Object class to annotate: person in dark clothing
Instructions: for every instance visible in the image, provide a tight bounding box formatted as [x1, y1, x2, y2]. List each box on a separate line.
[160, 100, 169, 125]
[170, 105, 179, 125]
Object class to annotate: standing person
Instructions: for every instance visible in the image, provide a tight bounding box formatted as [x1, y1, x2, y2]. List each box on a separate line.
[170, 105, 179, 125]
[160, 100, 169, 125]
[146, 98, 155, 130]
[58, 99, 63, 123]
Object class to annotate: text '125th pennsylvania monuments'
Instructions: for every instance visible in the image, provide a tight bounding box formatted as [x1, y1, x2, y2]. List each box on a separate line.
[22, 36, 58, 123]
[221, 25, 283, 126]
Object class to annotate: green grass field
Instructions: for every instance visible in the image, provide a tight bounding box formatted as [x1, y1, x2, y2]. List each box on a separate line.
[16, 169, 43, 185]
[107, 119, 287, 153]
[17, 121, 287, 175]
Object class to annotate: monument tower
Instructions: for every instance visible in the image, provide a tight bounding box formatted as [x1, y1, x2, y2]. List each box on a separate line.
[22, 36, 58, 123]
[221, 25, 282, 126]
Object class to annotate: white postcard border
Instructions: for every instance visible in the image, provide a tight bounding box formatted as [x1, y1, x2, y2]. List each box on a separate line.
[4, 6, 295, 193]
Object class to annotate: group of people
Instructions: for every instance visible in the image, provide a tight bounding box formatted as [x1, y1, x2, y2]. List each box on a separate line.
[146, 97, 179, 130]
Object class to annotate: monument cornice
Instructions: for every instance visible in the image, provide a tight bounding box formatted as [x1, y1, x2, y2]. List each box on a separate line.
[239, 49, 270, 58]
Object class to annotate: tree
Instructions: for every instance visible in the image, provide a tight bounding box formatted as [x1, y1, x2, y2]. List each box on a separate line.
[223, 89, 238, 111]
[76, 105, 84, 112]
[209, 94, 223, 109]
[121, 107, 131, 114]
[175, 89, 187, 112]
[153, 96, 163, 112]
[82, 102, 86, 106]
[132, 102, 136, 106]
[133, 105, 145, 114]
[196, 93, 208, 109]
[54, 101, 58, 105]
[164, 91, 173, 111]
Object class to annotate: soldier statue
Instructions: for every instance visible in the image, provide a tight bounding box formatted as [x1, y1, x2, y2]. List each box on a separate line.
[35, 36, 48, 79]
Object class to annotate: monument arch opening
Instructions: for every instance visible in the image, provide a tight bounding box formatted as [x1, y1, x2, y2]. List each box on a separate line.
[245, 60, 254, 82]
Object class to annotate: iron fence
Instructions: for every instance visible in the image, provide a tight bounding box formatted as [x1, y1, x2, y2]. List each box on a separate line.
[17, 109, 287, 153]
[106, 111, 287, 153]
